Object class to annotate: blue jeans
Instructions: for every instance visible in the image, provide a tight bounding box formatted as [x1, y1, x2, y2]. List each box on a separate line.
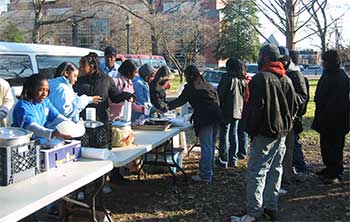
[218, 119, 239, 164]
[238, 120, 249, 158]
[198, 124, 218, 181]
[246, 135, 286, 218]
[293, 134, 307, 171]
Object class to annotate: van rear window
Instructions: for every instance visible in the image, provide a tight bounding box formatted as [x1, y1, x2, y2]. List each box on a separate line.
[0, 54, 33, 80]
[36, 55, 82, 79]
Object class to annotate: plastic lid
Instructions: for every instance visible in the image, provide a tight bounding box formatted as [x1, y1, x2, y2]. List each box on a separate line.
[0, 127, 32, 139]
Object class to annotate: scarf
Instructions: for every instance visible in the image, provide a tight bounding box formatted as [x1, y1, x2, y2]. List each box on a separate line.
[260, 61, 286, 77]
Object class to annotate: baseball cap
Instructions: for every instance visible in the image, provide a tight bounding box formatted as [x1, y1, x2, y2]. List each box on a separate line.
[104, 46, 117, 56]
[259, 44, 282, 61]
[278, 46, 290, 56]
[138, 64, 155, 80]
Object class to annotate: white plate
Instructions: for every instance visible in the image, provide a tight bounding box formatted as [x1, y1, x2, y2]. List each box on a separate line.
[56, 120, 86, 138]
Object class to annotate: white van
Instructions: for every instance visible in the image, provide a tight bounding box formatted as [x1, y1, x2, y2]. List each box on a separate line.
[0, 41, 103, 95]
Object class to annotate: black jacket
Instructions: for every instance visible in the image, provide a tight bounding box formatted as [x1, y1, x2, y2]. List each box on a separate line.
[311, 68, 350, 135]
[149, 82, 168, 112]
[167, 79, 222, 133]
[217, 73, 247, 122]
[74, 73, 133, 122]
[243, 71, 297, 138]
[286, 69, 307, 117]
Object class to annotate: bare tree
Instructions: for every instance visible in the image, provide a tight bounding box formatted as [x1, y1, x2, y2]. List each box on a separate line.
[91, 0, 189, 54]
[301, 0, 350, 54]
[160, 3, 218, 81]
[249, 0, 317, 49]
[31, 0, 95, 43]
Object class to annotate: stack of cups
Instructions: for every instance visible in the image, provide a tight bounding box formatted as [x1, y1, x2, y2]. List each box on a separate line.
[86, 107, 96, 121]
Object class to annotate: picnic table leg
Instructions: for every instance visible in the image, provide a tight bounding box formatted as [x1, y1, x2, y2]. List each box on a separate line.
[187, 137, 200, 155]
[91, 175, 114, 222]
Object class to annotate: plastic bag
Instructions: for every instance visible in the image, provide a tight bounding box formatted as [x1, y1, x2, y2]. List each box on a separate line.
[111, 127, 134, 147]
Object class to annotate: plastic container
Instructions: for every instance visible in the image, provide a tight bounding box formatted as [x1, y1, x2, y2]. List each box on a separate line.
[40, 140, 81, 171]
[80, 121, 110, 148]
[0, 141, 40, 186]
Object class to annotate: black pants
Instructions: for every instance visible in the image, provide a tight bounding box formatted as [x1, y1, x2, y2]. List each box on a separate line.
[320, 133, 345, 178]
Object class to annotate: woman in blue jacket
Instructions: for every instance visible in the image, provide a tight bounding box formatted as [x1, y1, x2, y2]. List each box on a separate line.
[12, 74, 70, 139]
[48, 62, 101, 124]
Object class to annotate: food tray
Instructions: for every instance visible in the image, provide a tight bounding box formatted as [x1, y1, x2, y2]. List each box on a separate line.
[132, 123, 172, 131]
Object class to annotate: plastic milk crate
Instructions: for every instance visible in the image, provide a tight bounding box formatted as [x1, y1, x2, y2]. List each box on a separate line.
[40, 140, 82, 171]
[80, 121, 111, 148]
[0, 141, 40, 186]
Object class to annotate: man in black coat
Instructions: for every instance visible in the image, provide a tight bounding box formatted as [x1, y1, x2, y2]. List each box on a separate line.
[278, 46, 308, 187]
[232, 44, 296, 222]
[312, 49, 350, 184]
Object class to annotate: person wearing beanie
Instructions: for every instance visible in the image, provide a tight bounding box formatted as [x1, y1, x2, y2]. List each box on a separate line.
[278, 46, 308, 189]
[149, 66, 173, 112]
[231, 44, 297, 222]
[100, 46, 120, 78]
[132, 64, 156, 120]
[312, 49, 350, 184]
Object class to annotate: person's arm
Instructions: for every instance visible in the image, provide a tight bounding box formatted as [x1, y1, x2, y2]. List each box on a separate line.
[108, 77, 134, 103]
[13, 104, 55, 139]
[217, 75, 230, 106]
[288, 71, 307, 113]
[150, 85, 168, 112]
[133, 81, 148, 105]
[0, 80, 14, 120]
[314, 74, 328, 105]
[46, 99, 68, 127]
[131, 103, 144, 113]
[242, 75, 264, 136]
[167, 85, 190, 110]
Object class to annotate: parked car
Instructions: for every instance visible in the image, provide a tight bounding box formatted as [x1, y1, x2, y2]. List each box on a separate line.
[202, 69, 226, 89]
[0, 41, 103, 95]
[114, 54, 168, 69]
[246, 63, 258, 77]
[302, 65, 323, 75]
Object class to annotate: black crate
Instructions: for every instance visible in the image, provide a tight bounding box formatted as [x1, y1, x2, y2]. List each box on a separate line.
[81, 122, 111, 148]
[0, 141, 40, 186]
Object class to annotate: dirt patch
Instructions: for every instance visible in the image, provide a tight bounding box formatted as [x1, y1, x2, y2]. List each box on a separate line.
[104, 135, 350, 222]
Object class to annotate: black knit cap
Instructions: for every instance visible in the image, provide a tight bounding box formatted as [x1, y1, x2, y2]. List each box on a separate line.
[259, 44, 281, 61]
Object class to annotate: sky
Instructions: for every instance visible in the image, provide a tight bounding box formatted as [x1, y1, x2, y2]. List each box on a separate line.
[258, 0, 350, 50]
[0, 0, 9, 13]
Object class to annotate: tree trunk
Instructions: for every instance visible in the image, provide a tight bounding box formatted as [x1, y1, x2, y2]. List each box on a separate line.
[72, 15, 79, 46]
[151, 26, 159, 55]
[32, 18, 41, 43]
[286, 0, 296, 50]
[321, 32, 326, 54]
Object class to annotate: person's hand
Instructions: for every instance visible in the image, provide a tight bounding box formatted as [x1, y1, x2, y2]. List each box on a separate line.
[92, 96, 102, 104]
[128, 94, 136, 102]
[52, 130, 72, 139]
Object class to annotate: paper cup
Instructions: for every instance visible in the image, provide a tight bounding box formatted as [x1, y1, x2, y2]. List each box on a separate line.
[85, 107, 96, 121]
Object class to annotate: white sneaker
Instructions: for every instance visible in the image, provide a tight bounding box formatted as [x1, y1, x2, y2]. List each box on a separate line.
[103, 185, 112, 194]
[77, 192, 85, 201]
[231, 214, 256, 222]
[191, 175, 211, 183]
[279, 187, 288, 195]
